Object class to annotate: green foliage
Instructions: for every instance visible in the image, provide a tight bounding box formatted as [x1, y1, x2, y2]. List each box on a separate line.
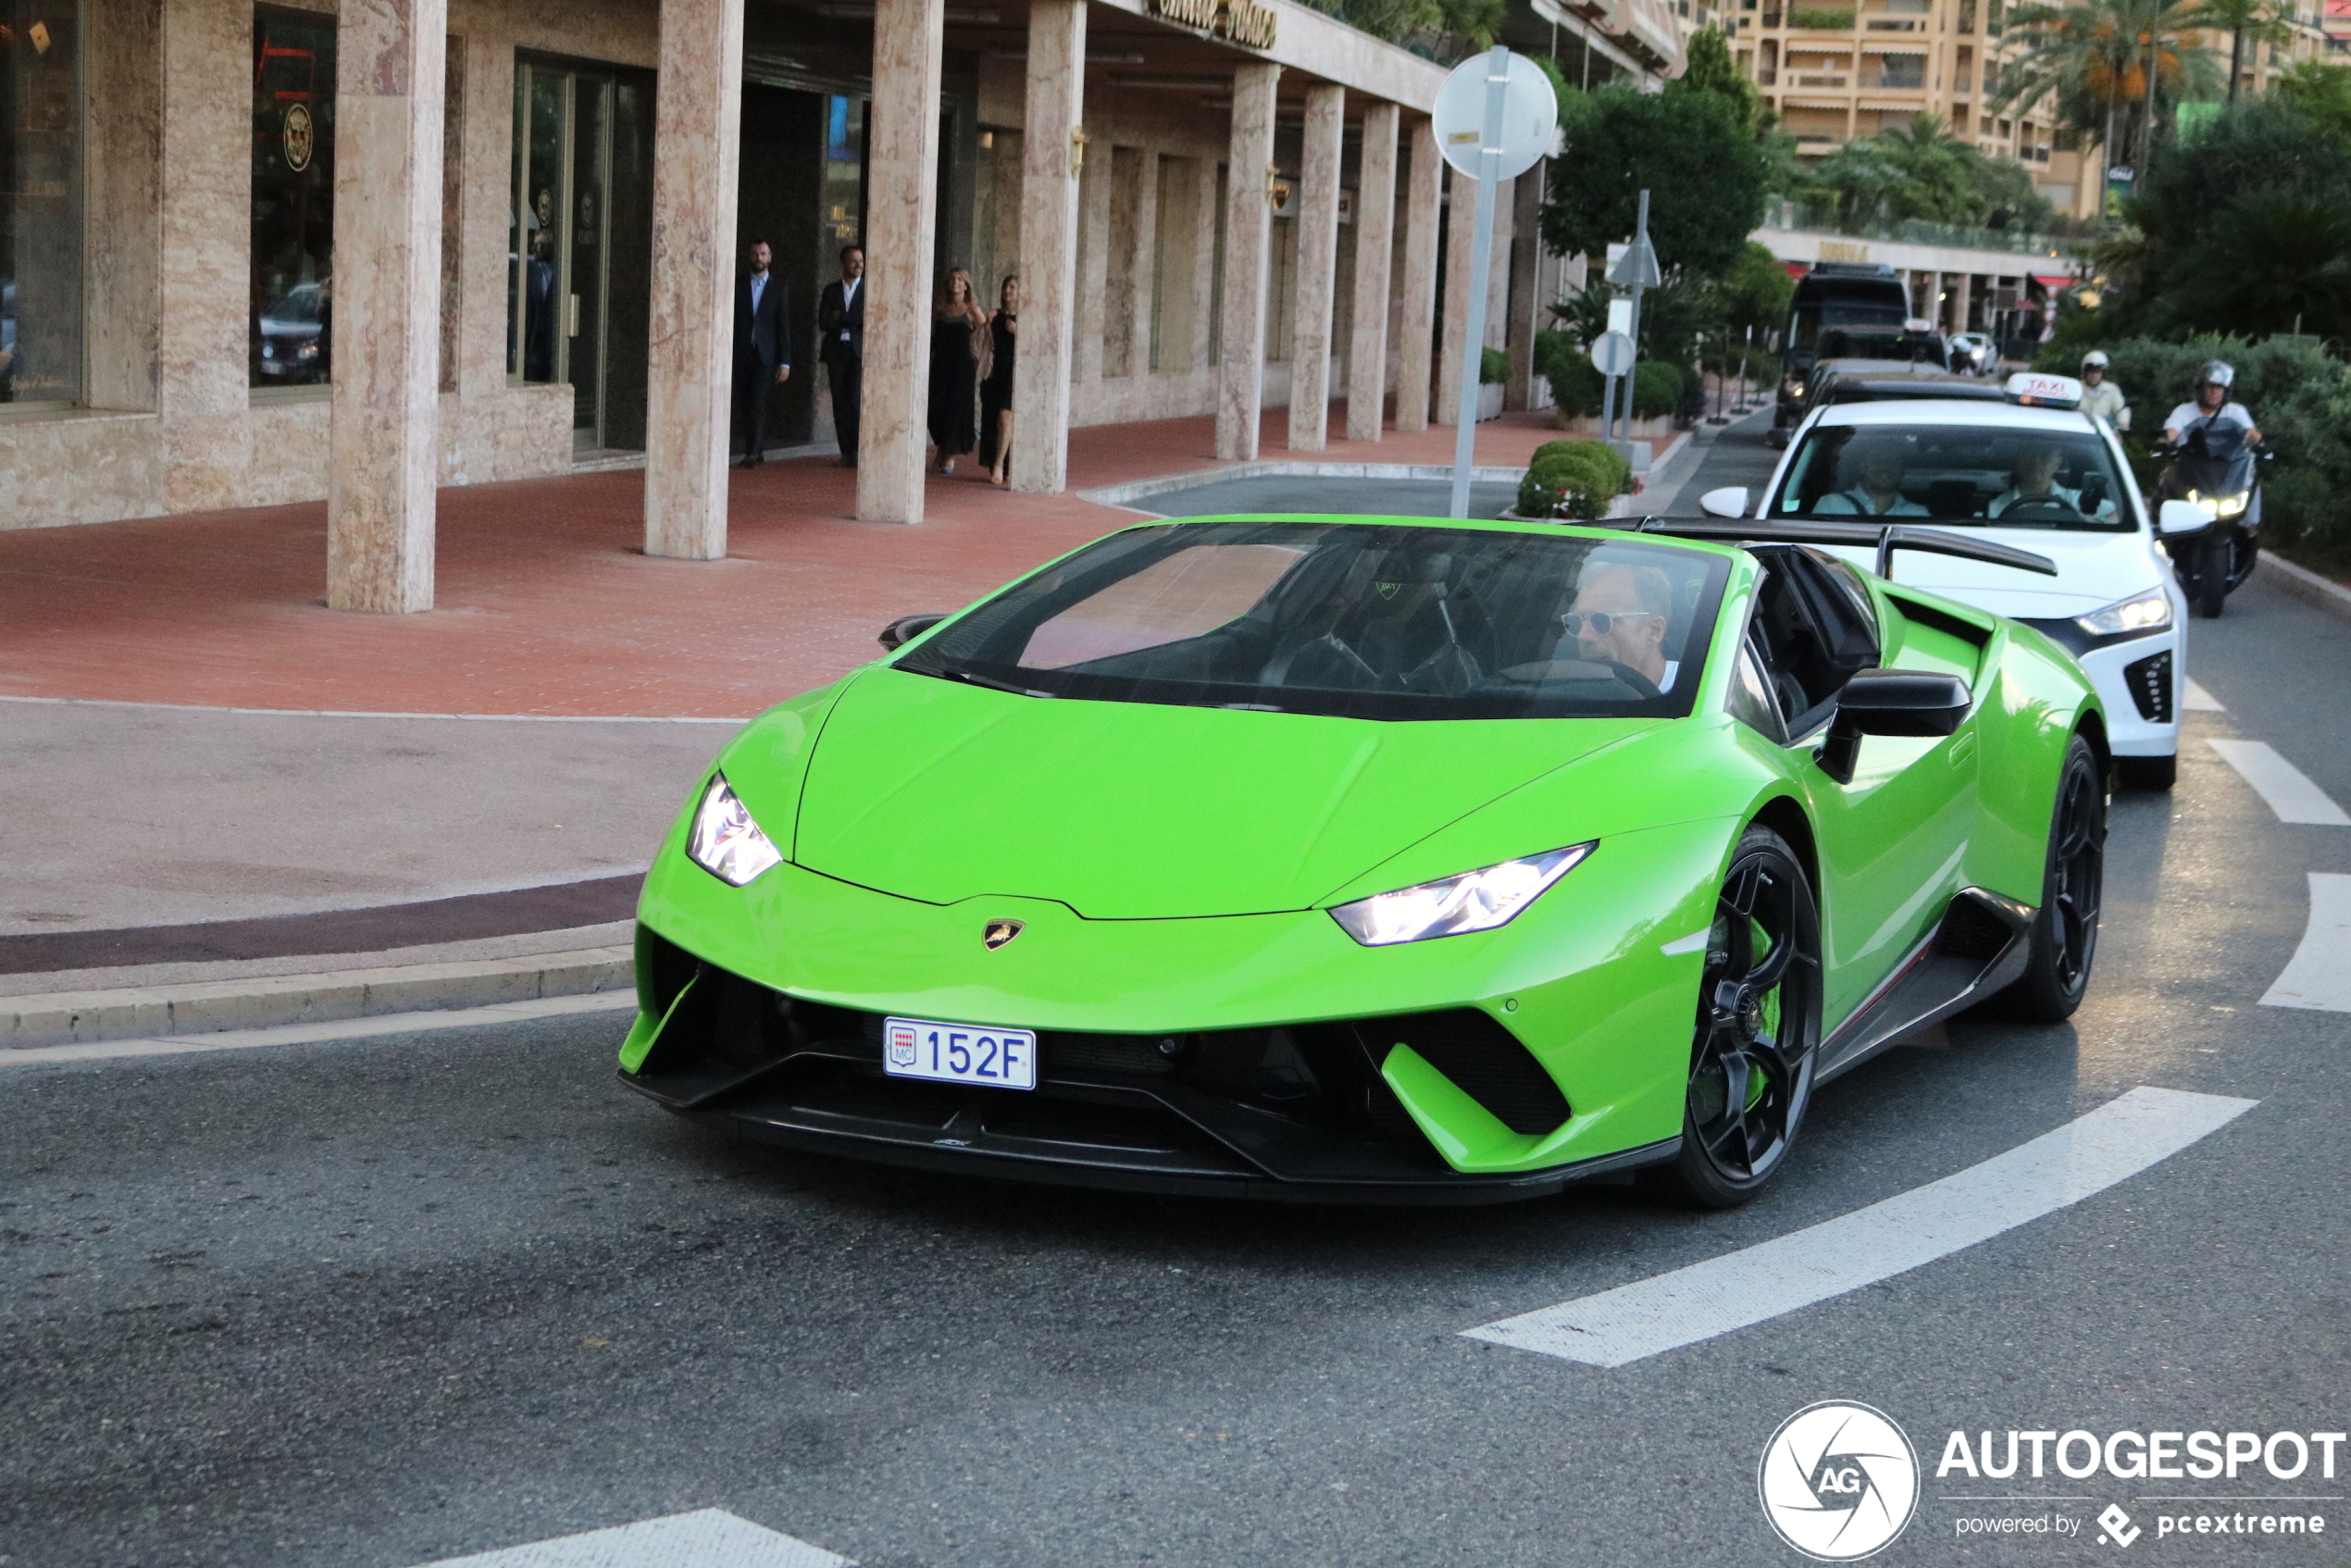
[1994, 0, 2219, 164]
[2271, 60, 2351, 145]
[1540, 87, 1771, 277]
[1799, 113, 2055, 230]
[1533, 330, 1606, 416]
[1670, 26, 1773, 137]
[1520, 440, 1634, 520]
[1299, 0, 1502, 59]
[1717, 242, 1796, 342]
[1632, 360, 1684, 419]
[1479, 346, 1511, 385]
[1787, 7, 1856, 25]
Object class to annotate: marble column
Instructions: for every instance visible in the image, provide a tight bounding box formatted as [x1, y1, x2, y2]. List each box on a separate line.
[1346, 102, 1399, 444]
[326, 0, 447, 613]
[856, 0, 947, 522]
[1503, 166, 1544, 411]
[644, 0, 746, 559]
[1434, 167, 1474, 426]
[1216, 61, 1281, 462]
[1954, 271, 1974, 333]
[1012, 0, 1085, 493]
[1287, 85, 1344, 452]
[156, 0, 254, 514]
[1105, 145, 1156, 379]
[1392, 115, 1439, 433]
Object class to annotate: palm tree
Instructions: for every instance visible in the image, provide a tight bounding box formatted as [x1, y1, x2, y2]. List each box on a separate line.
[2187, 0, 2295, 102]
[1994, 0, 2217, 191]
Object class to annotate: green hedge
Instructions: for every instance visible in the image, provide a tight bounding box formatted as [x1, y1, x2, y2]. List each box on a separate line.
[1518, 440, 1636, 520]
[2034, 332, 2351, 562]
[1480, 347, 1511, 386]
[1788, 7, 1855, 25]
[1632, 360, 1684, 420]
[1533, 330, 1605, 416]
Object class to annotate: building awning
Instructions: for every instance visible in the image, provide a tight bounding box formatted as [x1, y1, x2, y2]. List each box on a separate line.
[1860, 39, 1928, 50]
[2032, 273, 2072, 289]
[1859, 99, 1923, 110]
[1785, 96, 1852, 108]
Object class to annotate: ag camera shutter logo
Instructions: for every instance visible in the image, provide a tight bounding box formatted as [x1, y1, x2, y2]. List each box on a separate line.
[1760, 1401, 1921, 1560]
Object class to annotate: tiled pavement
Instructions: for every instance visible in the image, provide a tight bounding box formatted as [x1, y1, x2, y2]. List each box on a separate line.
[0, 406, 1561, 720]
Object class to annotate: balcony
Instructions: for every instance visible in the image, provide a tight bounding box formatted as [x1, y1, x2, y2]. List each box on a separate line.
[1786, 7, 1858, 26]
[1793, 71, 1850, 84]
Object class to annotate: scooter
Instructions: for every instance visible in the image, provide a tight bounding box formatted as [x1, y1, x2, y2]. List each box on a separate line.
[2152, 420, 2269, 618]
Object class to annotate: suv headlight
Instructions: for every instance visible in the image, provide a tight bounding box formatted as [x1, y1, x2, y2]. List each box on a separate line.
[686, 772, 784, 887]
[2075, 586, 2172, 639]
[1329, 842, 1595, 947]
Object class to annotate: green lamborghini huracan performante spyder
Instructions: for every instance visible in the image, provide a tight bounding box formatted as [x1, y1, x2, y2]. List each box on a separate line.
[619, 515, 2107, 1207]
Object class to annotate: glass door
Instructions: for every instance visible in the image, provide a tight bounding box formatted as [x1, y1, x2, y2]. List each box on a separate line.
[508, 56, 652, 453]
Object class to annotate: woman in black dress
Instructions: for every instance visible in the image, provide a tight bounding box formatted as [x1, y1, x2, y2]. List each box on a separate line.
[927, 268, 985, 475]
[979, 274, 1019, 486]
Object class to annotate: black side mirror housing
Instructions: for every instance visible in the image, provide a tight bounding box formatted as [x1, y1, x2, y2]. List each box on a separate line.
[877, 613, 949, 652]
[1817, 667, 1972, 782]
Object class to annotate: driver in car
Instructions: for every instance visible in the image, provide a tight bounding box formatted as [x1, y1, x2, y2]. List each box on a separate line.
[1988, 442, 2110, 518]
[1562, 556, 1678, 693]
[1812, 437, 1928, 517]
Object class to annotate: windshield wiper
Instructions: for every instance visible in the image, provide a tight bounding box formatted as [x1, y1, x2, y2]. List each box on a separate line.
[927, 667, 1053, 699]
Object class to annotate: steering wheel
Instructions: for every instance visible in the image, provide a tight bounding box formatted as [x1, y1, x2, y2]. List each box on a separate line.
[1997, 498, 2077, 524]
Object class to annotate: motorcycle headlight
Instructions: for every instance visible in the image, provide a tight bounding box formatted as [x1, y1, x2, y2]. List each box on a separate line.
[2075, 586, 2172, 639]
[1329, 842, 1595, 947]
[686, 772, 783, 887]
[2214, 492, 2248, 517]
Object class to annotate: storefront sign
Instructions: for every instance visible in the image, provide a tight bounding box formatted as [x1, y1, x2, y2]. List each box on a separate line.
[281, 102, 314, 172]
[1151, 0, 1278, 49]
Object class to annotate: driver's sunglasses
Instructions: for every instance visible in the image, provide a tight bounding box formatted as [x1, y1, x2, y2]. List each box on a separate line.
[1561, 611, 1661, 636]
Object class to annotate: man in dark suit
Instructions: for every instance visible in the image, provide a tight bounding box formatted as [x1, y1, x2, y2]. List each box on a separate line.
[816, 244, 865, 467]
[732, 239, 791, 468]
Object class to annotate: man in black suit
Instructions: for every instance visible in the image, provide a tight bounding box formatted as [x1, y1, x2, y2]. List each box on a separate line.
[816, 244, 865, 467]
[732, 239, 791, 468]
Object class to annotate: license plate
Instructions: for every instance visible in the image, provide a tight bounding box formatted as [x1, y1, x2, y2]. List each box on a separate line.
[882, 1016, 1038, 1090]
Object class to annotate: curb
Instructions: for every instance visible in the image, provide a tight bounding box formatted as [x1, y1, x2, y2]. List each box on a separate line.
[4, 946, 634, 1051]
[2256, 551, 2351, 626]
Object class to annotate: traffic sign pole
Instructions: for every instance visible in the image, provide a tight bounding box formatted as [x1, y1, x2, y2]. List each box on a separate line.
[1448, 45, 1509, 520]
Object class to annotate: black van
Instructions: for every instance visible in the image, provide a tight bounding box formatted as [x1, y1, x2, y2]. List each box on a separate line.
[1773, 264, 1925, 443]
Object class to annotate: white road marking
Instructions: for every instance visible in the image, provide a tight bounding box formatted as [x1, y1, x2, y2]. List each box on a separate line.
[0, 991, 637, 1067]
[408, 1510, 852, 1568]
[2260, 873, 2351, 1013]
[1462, 1087, 2257, 1367]
[2208, 740, 2351, 826]
[2183, 679, 2224, 712]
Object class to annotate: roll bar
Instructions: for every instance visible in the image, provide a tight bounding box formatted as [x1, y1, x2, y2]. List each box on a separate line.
[1627, 516, 2059, 579]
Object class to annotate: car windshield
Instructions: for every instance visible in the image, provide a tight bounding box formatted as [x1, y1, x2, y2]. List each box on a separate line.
[894, 521, 1730, 722]
[1771, 422, 2135, 532]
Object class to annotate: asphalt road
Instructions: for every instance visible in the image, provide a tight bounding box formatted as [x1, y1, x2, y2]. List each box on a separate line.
[7, 429, 2348, 1567]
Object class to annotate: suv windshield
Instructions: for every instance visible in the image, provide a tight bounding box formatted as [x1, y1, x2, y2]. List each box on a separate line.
[894, 521, 1730, 722]
[1770, 422, 2135, 532]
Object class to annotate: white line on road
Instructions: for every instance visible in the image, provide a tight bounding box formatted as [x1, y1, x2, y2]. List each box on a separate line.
[2260, 873, 2351, 1013]
[2208, 740, 2351, 826]
[409, 1510, 852, 1568]
[2183, 679, 2224, 712]
[1462, 1087, 2257, 1368]
[0, 991, 638, 1067]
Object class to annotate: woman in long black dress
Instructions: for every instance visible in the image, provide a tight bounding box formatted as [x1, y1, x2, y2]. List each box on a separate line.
[927, 268, 985, 475]
[979, 274, 1019, 486]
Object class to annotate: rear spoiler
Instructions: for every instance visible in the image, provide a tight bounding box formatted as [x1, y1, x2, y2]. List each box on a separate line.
[1626, 517, 2059, 579]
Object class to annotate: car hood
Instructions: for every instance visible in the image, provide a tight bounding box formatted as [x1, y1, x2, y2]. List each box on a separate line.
[1818, 527, 2165, 620]
[789, 668, 1661, 917]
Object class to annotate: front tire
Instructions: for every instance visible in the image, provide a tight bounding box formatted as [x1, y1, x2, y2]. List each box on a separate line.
[2193, 535, 2229, 618]
[1648, 826, 1823, 1209]
[1991, 735, 2106, 1022]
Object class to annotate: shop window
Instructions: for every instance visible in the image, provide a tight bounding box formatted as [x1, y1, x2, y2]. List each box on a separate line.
[2, 0, 83, 406]
[251, 6, 334, 390]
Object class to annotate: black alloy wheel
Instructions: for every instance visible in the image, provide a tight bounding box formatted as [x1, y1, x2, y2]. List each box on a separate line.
[1649, 826, 1822, 1209]
[1991, 734, 2105, 1022]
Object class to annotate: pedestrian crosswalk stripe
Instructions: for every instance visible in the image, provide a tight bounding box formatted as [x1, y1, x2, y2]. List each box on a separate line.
[1462, 1087, 2257, 1367]
[406, 1509, 852, 1568]
[2260, 873, 2351, 1014]
[2208, 739, 2351, 826]
[2183, 678, 2224, 712]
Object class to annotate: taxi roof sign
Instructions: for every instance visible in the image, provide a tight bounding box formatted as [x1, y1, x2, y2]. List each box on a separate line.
[2005, 371, 2084, 409]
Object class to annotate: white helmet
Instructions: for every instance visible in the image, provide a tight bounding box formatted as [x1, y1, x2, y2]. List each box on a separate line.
[2081, 350, 2109, 369]
[2199, 359, 2236, 388]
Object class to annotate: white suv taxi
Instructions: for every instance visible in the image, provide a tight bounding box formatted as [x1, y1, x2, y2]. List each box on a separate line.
[1703, 374, 2192, 789]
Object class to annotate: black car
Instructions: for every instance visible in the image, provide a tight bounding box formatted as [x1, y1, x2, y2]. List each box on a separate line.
[1771, 358, 2000, 448]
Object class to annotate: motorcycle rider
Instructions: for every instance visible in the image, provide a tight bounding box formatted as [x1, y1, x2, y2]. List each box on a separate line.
[2164, 360, 2259, 448]
[2078, 350, 2129, 429]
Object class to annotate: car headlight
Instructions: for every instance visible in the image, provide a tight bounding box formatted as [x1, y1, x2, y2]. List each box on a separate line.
[2214, 492, 2248, 517]
[2075, 586, 2172, 639]
[686, 771, 783, 887]
[1328, 842, 1596, 947]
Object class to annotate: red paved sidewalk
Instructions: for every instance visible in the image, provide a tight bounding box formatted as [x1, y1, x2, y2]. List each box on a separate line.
[0, 406, 1558, 718]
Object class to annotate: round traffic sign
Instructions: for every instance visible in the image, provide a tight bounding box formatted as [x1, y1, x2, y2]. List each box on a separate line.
[1588, 330, 1636, 377]
[1432, 50, 1560, 180]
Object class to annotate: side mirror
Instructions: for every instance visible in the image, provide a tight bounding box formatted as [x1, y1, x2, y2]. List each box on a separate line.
[877, 613, 948, 652]
[1699, 486, 1750, 518]
[1817, 668, 1972, 783]
[2157, 499, 2212, 537]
